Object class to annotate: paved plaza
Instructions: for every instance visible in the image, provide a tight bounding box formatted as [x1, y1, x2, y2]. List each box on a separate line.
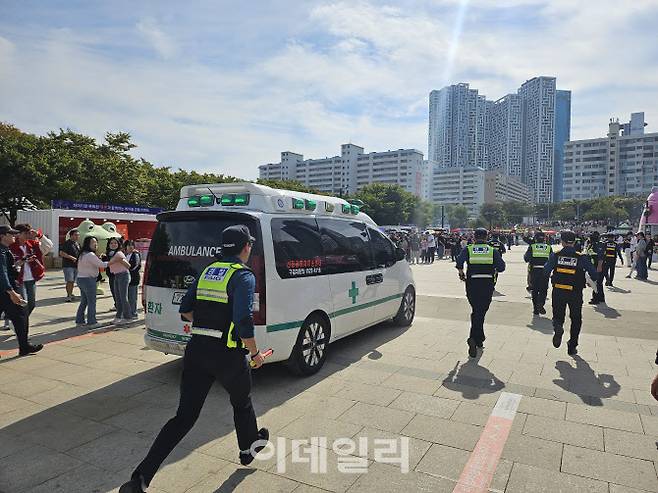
[0, 247, 657, 492]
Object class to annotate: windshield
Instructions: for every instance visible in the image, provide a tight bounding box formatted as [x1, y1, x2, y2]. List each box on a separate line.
[146, 212, 261, 289]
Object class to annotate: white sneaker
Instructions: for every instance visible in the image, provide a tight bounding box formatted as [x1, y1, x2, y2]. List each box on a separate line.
[111, 318, 122, 324]
[115, 318, 129, 325]
[86, 323, 100, 329]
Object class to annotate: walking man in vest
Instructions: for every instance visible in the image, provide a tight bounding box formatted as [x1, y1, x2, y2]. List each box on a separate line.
[586, 231, 605, 305]
[523, 231, 551, 315]
[544, 230, 599, 356]
[120, 225, 268, 493]
[456, 228, 506, 358]
[603, 232, 622, 286]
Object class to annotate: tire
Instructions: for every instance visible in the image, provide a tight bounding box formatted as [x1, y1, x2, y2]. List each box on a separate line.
[393, 286, 415, 326]
[286, 314, 331, 376]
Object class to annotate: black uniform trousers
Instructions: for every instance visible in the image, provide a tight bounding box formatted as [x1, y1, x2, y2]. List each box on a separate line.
[134, 335, 259, 486]
[603, 260, 616, 285]
[551, 287, 583, 348]
[591, 267, 605, 303]
[465, 279, 494, 344]
[530, 268, 549, 310]
[0, 294, 30, 352]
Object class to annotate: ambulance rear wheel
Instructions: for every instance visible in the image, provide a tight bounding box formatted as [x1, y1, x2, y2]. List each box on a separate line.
[287, 314, 330, 376]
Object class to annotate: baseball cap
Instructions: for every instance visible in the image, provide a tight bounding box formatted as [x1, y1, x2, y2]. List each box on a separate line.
[0, 225, 19, 235]
[221, 225, 255, 251]
[560, 230, 576, 243]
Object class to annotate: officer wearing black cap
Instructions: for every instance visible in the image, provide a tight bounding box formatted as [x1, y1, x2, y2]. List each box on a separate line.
[586, 231, 605, 304]
[543, 230, 599, 356]
[602, 232, 622, 287]
[456, 228, 506, 358]
[0, 225, 42, 357]
[120, 225, 268, 493]
[523, 231, 550, 315]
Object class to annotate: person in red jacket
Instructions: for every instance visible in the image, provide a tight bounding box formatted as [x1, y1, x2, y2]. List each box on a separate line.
[10, 224, 52, 316]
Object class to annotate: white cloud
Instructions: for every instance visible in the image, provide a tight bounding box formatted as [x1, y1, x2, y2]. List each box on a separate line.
[136, 18, 178, 59]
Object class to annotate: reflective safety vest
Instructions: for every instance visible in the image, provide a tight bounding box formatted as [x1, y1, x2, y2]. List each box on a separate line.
[466, 244, 495, 279]
[604, 241, 617, 260]
[192, 261, 250, 349]
[530, 243, 551, 268]
[551, 249, 585, 291]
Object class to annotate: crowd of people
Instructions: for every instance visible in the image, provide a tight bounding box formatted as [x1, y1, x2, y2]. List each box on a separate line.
[387, 229, 519, 264]
[0, 224, 142, 358]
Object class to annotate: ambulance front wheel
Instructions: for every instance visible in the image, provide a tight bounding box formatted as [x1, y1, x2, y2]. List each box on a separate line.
[287, 314, 330, 376]
[393, 286, 415, 327]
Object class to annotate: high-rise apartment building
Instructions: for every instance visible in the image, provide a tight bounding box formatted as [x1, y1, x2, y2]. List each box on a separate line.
[429, 166, 485, 217]
[554, 90, 572, 201]
[428, 77, 570, 204]
[563, 113, 658, 200]
[258, 144, 426, 197]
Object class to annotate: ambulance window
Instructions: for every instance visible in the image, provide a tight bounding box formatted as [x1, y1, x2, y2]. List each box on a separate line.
[368, 228, 396, 267]
[317, 218, 373, 273]
[271, 218, 323, 279]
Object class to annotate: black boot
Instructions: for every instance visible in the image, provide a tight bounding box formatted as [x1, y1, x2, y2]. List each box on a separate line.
[240, 428, 270, 466]
[552, 329, 563, 348]
[467, 338, 477, 358]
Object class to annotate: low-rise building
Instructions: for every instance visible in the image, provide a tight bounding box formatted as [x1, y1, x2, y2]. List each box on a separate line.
[259, 144, 426, 197]
[429, 166, 485, 217]
[484, 171, 531, 204]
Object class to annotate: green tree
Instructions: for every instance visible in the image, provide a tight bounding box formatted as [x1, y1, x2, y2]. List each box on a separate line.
[501, 201, 532, 224]
[0, 123, 47, 225]
[444, 204, 469, 228]
[480, 203, 506, 228]
[354, 183, 417, 225]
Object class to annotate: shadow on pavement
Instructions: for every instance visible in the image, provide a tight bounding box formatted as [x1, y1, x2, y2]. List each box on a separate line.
[213, 468, 256, 492]
[0, 319, 410, 492]
[441, 355, 505, 400]
[552, 356, 620, 406]
[607, 286, 631, 294]
[526, 315, 553, 334]
[593, 304, 621, 319]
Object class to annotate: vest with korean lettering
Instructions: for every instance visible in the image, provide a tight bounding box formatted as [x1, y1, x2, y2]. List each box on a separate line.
[466, 244, 495, 280]
[551, 249, 585, 292]
[193, 261, 251, 349]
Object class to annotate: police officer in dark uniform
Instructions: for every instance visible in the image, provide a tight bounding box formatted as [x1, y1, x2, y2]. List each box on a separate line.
[602, 232, 621, 286]
[523, 231, 550, 315]
[586, 232, 605, 304]
[456, 228, 506, 358]
[120, 225, 268, 493]
[0, 225, 42, 357]
[544, 230, 599, 356]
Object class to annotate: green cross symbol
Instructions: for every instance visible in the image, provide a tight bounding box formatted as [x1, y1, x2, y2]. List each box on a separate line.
[348, 281, 359, 305]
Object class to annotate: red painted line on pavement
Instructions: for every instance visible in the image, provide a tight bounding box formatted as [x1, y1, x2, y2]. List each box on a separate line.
[452, 392, 522, 493]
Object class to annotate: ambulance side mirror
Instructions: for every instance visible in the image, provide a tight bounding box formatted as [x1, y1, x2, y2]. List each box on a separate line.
[395, 247, 406, 262]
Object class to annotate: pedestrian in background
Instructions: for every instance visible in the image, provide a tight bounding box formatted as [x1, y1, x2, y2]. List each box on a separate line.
[0, 225, 43, 356]
[647, 235, 655, 270]
[104, 237, 121, 310]
[75, 236, 108, 328]
[125, 240, 141, 319]
[59, 229, 80, 302]
[109, 241, 132, 324]
[635, 232, 648, 280]
[10, 224, 51, 316]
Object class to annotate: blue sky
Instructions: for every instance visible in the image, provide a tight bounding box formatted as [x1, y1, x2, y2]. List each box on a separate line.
[1, 0, 657, 179]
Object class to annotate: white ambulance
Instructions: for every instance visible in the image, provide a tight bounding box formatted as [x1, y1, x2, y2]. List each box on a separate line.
[142, 183, 415, 375]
